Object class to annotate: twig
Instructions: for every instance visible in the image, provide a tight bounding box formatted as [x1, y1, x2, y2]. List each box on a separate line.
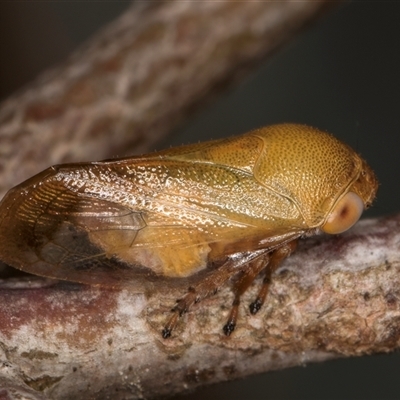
[0, 214, 399, 399]
[0, 0, 337, 199]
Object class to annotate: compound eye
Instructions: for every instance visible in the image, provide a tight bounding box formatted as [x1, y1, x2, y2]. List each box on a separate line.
[322, 192, 364, 234]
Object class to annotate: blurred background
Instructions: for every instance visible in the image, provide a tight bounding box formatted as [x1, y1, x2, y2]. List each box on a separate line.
[1, 1, 399, 399]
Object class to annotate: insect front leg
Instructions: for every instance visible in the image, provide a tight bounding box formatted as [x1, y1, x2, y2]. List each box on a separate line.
[249, 239, 298, 314]
[223, 252, 270, 336]
[162, 250, 267, 339]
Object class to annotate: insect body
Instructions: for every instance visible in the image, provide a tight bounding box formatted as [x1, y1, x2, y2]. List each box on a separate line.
[0, 124, 378, 338]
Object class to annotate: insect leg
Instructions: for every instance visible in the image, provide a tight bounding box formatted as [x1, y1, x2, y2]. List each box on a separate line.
[162, 250, 267, 339]
[249, 239, 298, 314]
[223, 252, 270, 336]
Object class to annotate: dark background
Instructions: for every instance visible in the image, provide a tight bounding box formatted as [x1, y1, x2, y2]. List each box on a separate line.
[1, 2, 399, 399]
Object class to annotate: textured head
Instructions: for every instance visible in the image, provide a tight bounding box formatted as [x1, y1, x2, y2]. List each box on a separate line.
[252, 124, 378, 232]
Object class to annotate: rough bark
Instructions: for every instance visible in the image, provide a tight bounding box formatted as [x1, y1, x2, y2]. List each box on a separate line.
[0, 214, 399, 399]
[0, 0, 337, 200]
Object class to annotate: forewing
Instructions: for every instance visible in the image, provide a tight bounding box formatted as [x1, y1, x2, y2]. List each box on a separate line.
[0, 166, 261, 286]
[0, 170, 156, 287]
[0, 134, 305, 286]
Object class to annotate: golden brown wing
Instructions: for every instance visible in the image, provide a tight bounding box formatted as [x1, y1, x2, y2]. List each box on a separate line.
[0, 168, 150, 286]
[0, 156, 304, 286]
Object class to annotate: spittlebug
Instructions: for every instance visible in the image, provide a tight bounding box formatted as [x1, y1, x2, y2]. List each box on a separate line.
[0, 124, 378, 338]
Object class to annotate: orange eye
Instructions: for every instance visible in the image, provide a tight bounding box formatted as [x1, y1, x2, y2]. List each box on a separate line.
[322, 192, 364, 234]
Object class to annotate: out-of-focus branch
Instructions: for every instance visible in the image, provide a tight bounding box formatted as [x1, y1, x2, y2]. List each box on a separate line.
[0, 0, 337, 199]
[0, 214, 399, 399]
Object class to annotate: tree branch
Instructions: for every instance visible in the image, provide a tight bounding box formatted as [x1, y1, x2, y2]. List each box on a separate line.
[0, 214, 399, 399]
[0, 0, 337, 200]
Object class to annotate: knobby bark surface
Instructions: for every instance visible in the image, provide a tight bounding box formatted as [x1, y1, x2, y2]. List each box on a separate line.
[0, 0, 336, 200]
[0, 214, 399, 399]
[5, 1, 398, 399]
